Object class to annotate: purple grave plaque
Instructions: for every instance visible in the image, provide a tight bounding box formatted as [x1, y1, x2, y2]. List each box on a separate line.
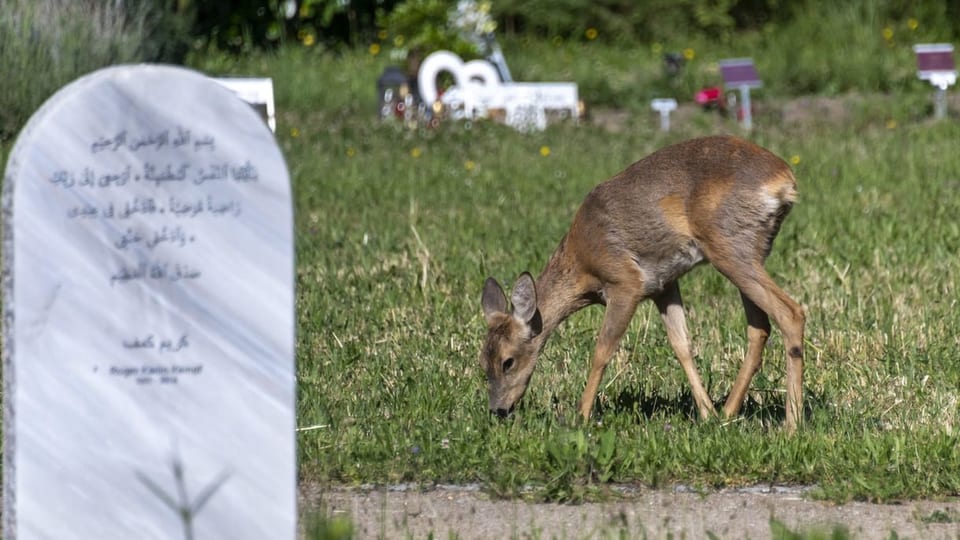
[720, 58, 763, 89]
[719, 58, 763, 129]
[913, 44, 956, 118]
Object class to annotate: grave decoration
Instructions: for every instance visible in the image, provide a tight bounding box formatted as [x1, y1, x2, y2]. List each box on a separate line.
[377, 65, 417, 123]
[417, 50, 581, 132]
[695, 87, 724, 110]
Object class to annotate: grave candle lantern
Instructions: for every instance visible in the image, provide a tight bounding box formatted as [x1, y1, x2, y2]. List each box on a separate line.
[376, 66, 411, 120]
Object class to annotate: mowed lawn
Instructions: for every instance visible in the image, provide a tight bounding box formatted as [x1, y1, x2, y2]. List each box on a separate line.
[4, 42, 959, 504]
[225, 46, 960, 503]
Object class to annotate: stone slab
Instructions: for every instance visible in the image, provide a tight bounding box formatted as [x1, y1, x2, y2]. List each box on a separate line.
[2, 64, 296, 539]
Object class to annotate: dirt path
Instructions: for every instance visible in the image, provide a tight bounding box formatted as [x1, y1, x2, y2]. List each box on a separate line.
[303, 484, 960, 539]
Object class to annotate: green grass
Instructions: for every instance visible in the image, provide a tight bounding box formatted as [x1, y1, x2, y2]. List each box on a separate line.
[187, 44, 960, 504]
[3, 16, 960, 512]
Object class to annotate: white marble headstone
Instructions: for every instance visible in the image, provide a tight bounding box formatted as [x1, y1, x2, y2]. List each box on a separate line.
[2, 65, 295, 539]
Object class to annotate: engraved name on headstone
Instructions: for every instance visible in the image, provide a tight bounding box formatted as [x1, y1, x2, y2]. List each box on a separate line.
[3, 65, 295, 539]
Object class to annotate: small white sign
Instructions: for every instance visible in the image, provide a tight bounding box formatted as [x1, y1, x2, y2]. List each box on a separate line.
[651, 98, 678, 113]
[650, 98, 678, 131]
[214, 77, 277, 132]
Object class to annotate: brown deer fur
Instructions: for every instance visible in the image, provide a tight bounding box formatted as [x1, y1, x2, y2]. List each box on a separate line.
[480, 135, 806, 432]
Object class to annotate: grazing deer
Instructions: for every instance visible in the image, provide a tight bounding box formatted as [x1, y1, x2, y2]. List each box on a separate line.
[480, 135, 805, 431]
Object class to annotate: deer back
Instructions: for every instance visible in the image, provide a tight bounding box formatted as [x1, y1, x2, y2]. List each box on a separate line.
[562, 136, 796, 295]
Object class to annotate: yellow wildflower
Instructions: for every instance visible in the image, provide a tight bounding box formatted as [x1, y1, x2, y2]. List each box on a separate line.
[369, 43, 381, 56]
[585, 28, 598, 41]
[539, 146, 551, 157]
[683, 48, 695, 60]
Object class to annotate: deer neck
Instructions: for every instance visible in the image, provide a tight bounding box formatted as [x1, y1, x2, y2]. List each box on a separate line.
[531, 243, 593, 351]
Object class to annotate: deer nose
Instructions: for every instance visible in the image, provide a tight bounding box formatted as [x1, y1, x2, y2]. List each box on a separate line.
[492, 407, 511, 418]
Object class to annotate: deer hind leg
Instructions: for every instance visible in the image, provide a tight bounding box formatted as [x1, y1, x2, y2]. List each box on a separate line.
[722, 293, 770, 419]
[716, 262, 805, 432]
[579, 284, 643, 420]
[653, 281, 717, 420]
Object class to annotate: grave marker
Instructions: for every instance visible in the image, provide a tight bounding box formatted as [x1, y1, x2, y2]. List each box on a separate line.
[913, 43, 956, 120]
[720, 58, 762, 130]
[650, 98, 678, 131]
[2, 65, 296, 540]
[213, 77, 277, 132]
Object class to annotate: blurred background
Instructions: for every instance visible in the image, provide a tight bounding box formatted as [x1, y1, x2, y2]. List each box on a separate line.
[4, 0, 960, 141]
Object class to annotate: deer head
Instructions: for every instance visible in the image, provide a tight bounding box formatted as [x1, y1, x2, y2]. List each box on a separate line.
[480, 273, 542, 417]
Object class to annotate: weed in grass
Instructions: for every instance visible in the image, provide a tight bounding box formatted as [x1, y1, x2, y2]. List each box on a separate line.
[770, 517, 851, 540]
[303, 511, 354, 540]
[542, 430, 604, 503]
[917, 508, 960, 524]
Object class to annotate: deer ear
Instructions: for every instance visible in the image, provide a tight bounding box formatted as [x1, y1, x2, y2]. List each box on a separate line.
[511, 272, 538, 324]
[481, 277, 508, 323]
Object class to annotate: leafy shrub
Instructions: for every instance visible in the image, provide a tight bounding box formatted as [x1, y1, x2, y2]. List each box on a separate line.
[378, 0, 497, 63]
[754, 0, 954, 95]
[494, 0, 780, 44]
[190, 0, 394, 52]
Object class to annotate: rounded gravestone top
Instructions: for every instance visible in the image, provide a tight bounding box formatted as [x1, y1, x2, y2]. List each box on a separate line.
[3, 64, 295, 540]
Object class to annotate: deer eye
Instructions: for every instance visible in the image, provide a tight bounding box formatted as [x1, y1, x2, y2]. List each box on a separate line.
[502, 357, 515, 373]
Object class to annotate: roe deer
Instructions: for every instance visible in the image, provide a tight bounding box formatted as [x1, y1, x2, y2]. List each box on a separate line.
[480, 135, 806, 432]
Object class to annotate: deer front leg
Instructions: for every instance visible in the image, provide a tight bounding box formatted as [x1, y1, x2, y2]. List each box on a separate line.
[579, 287, 642, 420]
[653, 282, 717, 420]
[723, 292, 771, 419]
